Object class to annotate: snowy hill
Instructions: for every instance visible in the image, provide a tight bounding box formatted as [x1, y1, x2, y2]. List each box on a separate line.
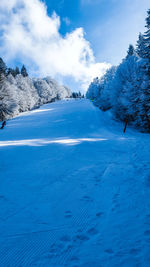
[0, 99, 150, 266]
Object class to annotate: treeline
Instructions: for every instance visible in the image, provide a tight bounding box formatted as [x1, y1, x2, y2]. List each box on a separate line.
[86, 9, 150, 132]
[72, 91, 84, 98]
[0, 59, 71, 121]
[0, 58, 28, 78]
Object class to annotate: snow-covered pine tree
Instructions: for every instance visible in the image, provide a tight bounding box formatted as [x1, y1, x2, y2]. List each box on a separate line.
[0, 58, 7, 120]
[86, 67, 117, 111]
[86, 77, 100, 100]
[126, 44, 135, 58]
[144, 9, 150, 62]
[21, 65, 28, 77]
[138, 9, 150, 131]
[0, 58, 7, 76]
[0, 75, 18, 121]
[98, 66, 117, 111]
[136, 33, 146, 58]
[112, 45, 140, 123]
[0, 73, 5, 120]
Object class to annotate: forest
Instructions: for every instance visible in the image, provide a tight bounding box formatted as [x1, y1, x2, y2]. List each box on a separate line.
[0, 62, 71, 121]
[86, 9, 150, 132]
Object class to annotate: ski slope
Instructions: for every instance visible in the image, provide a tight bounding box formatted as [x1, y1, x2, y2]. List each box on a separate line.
[0, 99, 150, 267]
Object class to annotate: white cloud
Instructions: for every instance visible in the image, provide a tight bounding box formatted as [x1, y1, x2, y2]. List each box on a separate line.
[0, 0, 110, 91]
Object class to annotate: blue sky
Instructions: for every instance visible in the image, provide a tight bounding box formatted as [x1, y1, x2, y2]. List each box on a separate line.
[0, 0, 149, 92]
[45, 0, 150, 64]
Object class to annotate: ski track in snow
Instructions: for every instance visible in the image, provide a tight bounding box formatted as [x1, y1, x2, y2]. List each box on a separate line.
[0, 99, 150, 266]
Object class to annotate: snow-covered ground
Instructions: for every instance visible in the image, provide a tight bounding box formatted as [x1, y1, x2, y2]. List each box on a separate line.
[0, 99, 150, 266]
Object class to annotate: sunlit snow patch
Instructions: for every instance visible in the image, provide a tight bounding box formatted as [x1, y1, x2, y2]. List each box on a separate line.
[0, 138, 107, 147]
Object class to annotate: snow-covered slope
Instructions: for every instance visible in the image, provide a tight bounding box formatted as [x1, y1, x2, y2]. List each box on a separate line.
[0, 99, 150, 266]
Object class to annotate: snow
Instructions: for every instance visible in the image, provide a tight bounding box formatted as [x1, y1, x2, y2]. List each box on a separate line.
[0, 99, 150, 266]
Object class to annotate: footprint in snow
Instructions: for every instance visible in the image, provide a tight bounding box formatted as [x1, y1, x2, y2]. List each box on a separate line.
[49, 243, 63, 254]
[0, 195, 6, 201]
[129, 248, 141, 255]
[80, 195, 93, 202]
[60, 235, 71, 242]
[87, 227, 99, 236]
[74, 234, 89, 242]
[64, 210, 72, 218]
[70, 256, 79, 262]
[105, 249, 114, 254]
[144, 230, 150, 236]
[96, 212, 104, 218]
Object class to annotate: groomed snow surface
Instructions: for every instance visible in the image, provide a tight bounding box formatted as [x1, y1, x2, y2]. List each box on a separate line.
[0, 99, 150, 267]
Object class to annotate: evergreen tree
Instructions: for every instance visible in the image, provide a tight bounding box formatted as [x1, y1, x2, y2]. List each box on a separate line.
[0, 58, 6, 117]
[0, 58, 7, 76]
[138, 9, 150, 131]
[86, 9, 150, 132]
[72, 92, 78, 98]
[144, 9, 150, 62]
[0, 72, 4, 87]
[126, 44, 135, 58]
[21, 65, 28, 77]
[86, 77, 100, 100]
[7, 68, 16, 77]
[136, 33, 146, 58]
[78, 91, 81, 97]
[7, 66, 20, 77]
[15, 67, 20, 76]
[0, 75, 10, 120]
